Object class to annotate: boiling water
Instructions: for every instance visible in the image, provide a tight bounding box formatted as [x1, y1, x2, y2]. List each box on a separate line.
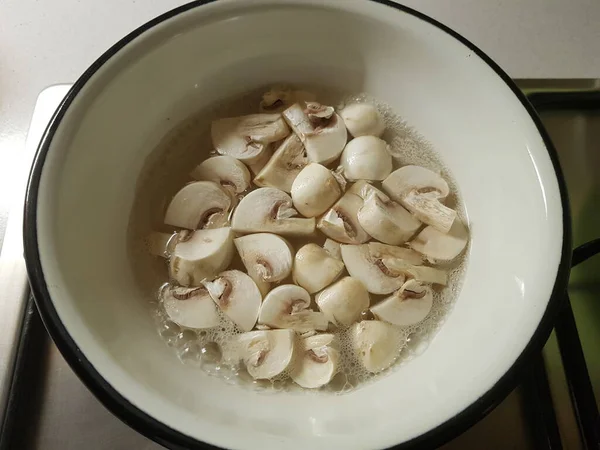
[128, 87, 468, 394]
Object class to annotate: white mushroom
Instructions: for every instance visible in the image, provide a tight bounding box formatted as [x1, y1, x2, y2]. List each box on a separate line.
[292, 243, 345, 294]
[211, 114, 290, 164]
[357, 187, 421, 245]
[409, 218, 469, 263]
[371, 280, 433, 326]
[290, 334, 340, 388]
[258, 284, 328, 332]
[202, 270, 262, 332]
[316, 277, 370, 327]
[231, 187, 315, 236]
[247, 144, 274, 176]
[340, 136, 392, 181]
[259, 86, 317, 113]
[382, 165, 456, 233]
[323, 238, 342, 260]
[283, 103, 347, 165]
[340, 103, 385, 138]
[234, 233, 293, 295]
[164, 181, 231, 230]
[380, 258, 447, 285]
[238, 329, 296, 379]
[291, 163, 342, 217]
[340, 244, 404, 294]
[146, 232, 177, 257]
[169, 227, 234, 286]
[189, 155, 251, 194]
[160, 285, 220, 329]
[350, 320, 402, 373]
[367, 242, 424, 266]
[254, 134, 307, 192]
[317, 192, 370, 244]
[347, 179, 381, 200]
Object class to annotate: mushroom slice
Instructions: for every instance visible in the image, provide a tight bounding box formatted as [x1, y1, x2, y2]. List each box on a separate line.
[291, 163, 342, 217]
[283, 103, 348, 165]
[291, 334, 340, 388]
[340, 103, 385, 138]
[211, 114, 290, 164]
[340, 244, 404, 294]
[371, 280, 434, 326]
[367, 242, 424, 266]
[146, 232, 177, 257]
[293, 243, 345, 294]
[347, 179, 380, 200]
[254, 134, 307, 192]
[238, 329, 296, 379]
[231, 187, 315, 236]
[323, 238, 342, 260]
[169, 227, 234, 286]
[202, 270, 262, 332]
[234, 233, 293, 290]
[380, 258, 447, 285]
[190, 156, 251, 194]
[258, 284, 328, 332]
[317, 192, 370, 244]
[351, 320, 402, 373]
[316, 277, 370, 327]
[247, 144, 274, 176]
[259, 86, 317, 113]
[164, 181, 232, 230]
[382, 165, 456, 233]
[340, 136, 392, 181]
[357, 188, 421, 245]
[409, 219, 469, 263]
[161, 285, 220, 329]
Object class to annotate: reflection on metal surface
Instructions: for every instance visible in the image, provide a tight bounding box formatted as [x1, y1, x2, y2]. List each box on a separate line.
[0, 81, 599, 449]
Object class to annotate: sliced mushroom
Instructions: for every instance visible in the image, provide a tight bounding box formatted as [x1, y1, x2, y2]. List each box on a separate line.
[254, 134, 307, 192]
[169, 227, 234, 286]
[211, 114, 290, 164]
[382, 165, 456, 233]
[234, 233, 293, 297]
[161, 285, 220, 329]
[347, 179, 380, 200]
[146, 232, 177, 257]
[259, 86, 317, 113]
[202, 270, 262, 332]
[340, 136, 392, 181]
[258, 284, 328, 332]
[409, 218, 469, 263]
[371, 279, 433, 326]
[340, 244, 404, 294]
[231, 187, 315, 236]
[350, 320, 401, 373]
[357, 187, 421, 245]
[316, 277, 370, 327]
[317, 192, 370, 244]
[291, 163, 342, 217]
[380, 258, 447, 285]
[190, 156, 251, 194]
[283, 103, 347, 165]
[367, 242, 424, 266]
[238, 329, 296, 379]
[164, 181, 232, 230]
[292, 243, 345, 294]
[290, 334, 340, 388]
[323, 238, 342, 260]
[340, 103, 385, 138]
[247, 143, 274, 176]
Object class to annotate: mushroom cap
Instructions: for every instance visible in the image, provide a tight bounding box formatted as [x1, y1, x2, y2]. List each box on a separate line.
[290, 333, 340, 388]
[304, 113, 348, 165]
[341, 136, 392, 181]
[231, 187, 316, 236]
[340, 244, 405, 294]
[371, 279, 434, 326]
[190, 156, 251, 194]
[340, 103, 386, 138]
[317, 192, 371, 244]
[291, 163, 342, 217]
[316, 277, 370, 327]
[234, 233, 293, 283]
[292, 243, 345, 294]
[351, 320, 401, 373]
[161, 285, 220, 329]
[239, 329, 296, 379]
[409, 218, 469, 262]
[164, 181, 231, 230]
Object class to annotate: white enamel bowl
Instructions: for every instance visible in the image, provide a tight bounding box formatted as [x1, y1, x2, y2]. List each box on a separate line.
[24, 1, 571, 449]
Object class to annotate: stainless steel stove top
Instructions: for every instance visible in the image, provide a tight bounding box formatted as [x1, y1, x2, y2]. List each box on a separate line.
[1, 81, 599, 450]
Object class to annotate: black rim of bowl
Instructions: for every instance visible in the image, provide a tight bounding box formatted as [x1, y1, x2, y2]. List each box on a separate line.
[23, 1, 573, 449]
